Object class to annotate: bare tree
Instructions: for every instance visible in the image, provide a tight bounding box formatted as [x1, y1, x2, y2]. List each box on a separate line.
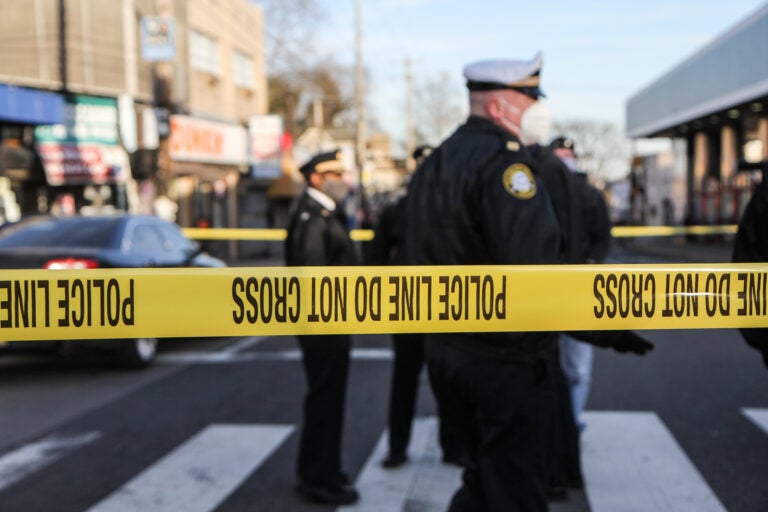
[550, 120, 631, 181]
[252, 0, 325, 75]
[252, 1, 372, 138]
[414, 71, 466, 146]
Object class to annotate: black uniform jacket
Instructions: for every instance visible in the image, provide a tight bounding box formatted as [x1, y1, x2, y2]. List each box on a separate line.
[367, 193, 407, 266]
[404, 116, 561, 362]
[732, 170, 768, 360]
[533, 145, 611, 264]
[285, 191, 358, 267]
[574, 174, 611, 264]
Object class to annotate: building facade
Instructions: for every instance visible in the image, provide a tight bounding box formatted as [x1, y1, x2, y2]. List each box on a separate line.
[0, 0, 270, 259]
[626, 4, 768, 226]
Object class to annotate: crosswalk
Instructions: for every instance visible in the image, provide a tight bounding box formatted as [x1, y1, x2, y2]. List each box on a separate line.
[86, 425, 294, 512]
[0, 410, 766, 511]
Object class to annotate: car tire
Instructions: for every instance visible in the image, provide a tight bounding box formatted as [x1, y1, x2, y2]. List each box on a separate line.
[115, 338, 158, 368]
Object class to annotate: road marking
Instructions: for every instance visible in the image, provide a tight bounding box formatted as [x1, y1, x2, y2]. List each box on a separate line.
[0, 431, 101, 492]
[158, 347, 394, 364]
[86, 424, 293, 512]
[742, 408, 768, 434]
[220, 336, 268, 354]
[346, 417, 461, 511]
[582, 411, 726, 512]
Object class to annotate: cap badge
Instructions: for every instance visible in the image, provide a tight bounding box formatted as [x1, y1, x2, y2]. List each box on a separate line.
[502, 164, 536, 200]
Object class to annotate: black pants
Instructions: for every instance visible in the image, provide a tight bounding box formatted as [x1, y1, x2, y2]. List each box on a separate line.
[386, 333, 425, 456]
[545, 349, 584, 490]
[296, 334, 351, 486]
[425, 337, 551, 512]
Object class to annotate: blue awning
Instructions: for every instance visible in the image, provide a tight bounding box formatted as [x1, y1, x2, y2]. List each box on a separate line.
[0, 84, 65, 125]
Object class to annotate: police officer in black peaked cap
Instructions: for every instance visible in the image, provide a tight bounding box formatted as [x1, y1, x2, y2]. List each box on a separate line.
[285, 150, 360, 506]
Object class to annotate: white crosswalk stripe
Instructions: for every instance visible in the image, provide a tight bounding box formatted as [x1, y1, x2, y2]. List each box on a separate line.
[85, 424, 293, 512]
[742, 408, 768, 435]
[158, 347, 393, 364]
[3, 410, 760, 511]
[582, 411, 726, 512]
[0, 431, 101, 492]
[347, 417, 461, 512]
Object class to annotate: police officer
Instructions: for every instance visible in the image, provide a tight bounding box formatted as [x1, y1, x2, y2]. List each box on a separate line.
[733, 164, 768, 369]
[530, 135, 612, 498]
[548, 136, 611, 430]
[369, 145, 464, 469]
[405, 53, 653, 511]
[285, 150, 360, 505]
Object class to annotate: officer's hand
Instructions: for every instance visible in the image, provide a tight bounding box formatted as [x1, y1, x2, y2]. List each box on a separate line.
[758, 347, 768, 369]
[608, 331, 655, 355]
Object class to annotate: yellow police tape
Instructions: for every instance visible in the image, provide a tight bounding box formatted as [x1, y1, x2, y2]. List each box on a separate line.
[182, 228, 375, 242]
[1, 263, 767, 342]
[183, 226, 736, 242]
[611, 225, 738, 237]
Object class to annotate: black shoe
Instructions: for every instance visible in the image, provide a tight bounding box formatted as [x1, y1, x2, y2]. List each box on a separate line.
[381, 452, 408, 469]
[547, 485, 569, 502]
[442, 453, 467, 467]
[296, 481, 360, 505]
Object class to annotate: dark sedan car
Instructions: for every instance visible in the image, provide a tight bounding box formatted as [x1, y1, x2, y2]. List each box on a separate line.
[0, 214, 225, 367]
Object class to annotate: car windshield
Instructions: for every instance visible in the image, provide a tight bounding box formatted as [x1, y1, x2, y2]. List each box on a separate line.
[0, 217, 121, 248]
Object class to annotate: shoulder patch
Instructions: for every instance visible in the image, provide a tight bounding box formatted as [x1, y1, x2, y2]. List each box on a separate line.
[502, 164, 536, 200]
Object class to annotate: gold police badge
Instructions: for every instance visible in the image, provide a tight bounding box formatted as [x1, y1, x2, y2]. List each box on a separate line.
[502, 164, 536, 199]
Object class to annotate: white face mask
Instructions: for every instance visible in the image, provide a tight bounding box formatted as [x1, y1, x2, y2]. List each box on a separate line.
[320, 177, 349, 204]
[519, 100, 551, 145]
[561, 156, 578, 172]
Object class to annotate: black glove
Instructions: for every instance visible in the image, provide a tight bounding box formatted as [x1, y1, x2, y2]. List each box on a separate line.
[739, 328, 768, 369]
[571, 330, 654, 356]
[759, 348, 768, 369]
[608, 331, 655, 355]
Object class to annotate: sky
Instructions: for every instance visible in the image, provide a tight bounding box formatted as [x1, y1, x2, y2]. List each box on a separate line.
[309, 0, 768, 150]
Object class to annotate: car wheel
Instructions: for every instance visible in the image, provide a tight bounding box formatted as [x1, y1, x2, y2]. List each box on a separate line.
[115, 338, 158, 368]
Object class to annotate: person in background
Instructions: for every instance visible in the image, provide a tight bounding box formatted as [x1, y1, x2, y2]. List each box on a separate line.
[285, 150, 360, 506]
[531, 135, 613, 500]
[370, 145, 463, 469]
[549, 135, 612, 431]
[732, 164, 768, 369]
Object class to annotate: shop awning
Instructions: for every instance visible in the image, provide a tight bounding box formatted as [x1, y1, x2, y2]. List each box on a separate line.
[0, 85, 64, 125]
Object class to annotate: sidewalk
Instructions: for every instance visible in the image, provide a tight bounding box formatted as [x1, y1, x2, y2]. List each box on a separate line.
[224, 237, 737, 267]
[617, 235, 735, 263]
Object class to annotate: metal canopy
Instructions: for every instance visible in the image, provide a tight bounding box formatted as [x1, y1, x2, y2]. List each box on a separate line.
[626, 5, 768, 138]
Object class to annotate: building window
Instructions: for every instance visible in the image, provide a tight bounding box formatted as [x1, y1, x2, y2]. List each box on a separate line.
[189, 30, 219, 76]
[233, 51, 254, 89]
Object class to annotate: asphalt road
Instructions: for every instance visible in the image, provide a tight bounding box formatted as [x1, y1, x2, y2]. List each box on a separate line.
[0, 245, 766, 512]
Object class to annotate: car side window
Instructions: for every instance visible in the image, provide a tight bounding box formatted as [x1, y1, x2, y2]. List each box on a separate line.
[158, 223, 196, 254]
[128, 224, 165, 256]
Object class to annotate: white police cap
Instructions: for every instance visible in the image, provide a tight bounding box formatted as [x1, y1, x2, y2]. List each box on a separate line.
[463, 52, 544, 98]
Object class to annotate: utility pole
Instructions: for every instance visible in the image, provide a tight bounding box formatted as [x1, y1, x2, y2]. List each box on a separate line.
[405, 58, 415, 172]
[354, 0, 370, 225]
[354, 0, 366, 172]
[313, 97, 324, 152]
[58, 0, 68, 93]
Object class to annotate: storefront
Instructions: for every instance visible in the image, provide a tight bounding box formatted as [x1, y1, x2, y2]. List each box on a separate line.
[34, 94, 136, 215]
[0, 84, 65, 222]
[626, 5, 768, 225]
[165, 114, 247, 259]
